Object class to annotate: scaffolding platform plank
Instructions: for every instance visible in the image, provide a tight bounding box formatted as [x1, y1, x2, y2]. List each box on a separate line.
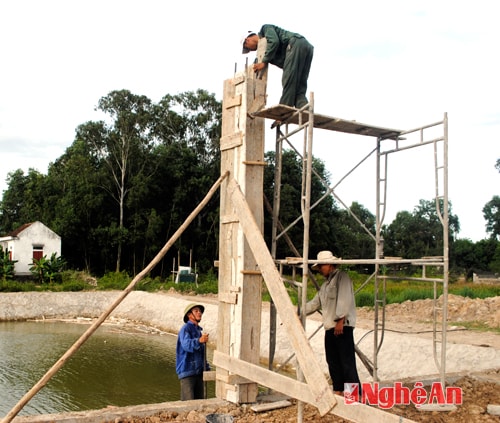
[253, 104, 402, 140]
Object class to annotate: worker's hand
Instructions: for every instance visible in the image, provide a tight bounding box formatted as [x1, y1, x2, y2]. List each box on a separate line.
[253, 62, 267, 73]
[199, 333, 209, 344]
[334, 318, 344, 336]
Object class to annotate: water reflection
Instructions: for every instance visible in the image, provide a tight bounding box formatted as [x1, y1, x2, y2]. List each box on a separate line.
[0, 321, 214, 416]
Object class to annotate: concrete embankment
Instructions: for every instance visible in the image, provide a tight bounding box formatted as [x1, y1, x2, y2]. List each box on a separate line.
[0, 290, 316, 372]
[0, 291, 216, 336]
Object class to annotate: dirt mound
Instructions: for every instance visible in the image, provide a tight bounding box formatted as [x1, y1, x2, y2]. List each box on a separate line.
[356, 294, 500, 328]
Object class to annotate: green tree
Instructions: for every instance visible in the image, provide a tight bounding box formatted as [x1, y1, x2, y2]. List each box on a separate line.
[263, 150, 340, 258]
[155, 89, 221, 165]
[490, 242, 500, 273]
[148, 90, 221, 274]
[336, 202, 376, 260]
[483, 195, 500, 240]
[382, 210, 415, 258]
[383, 199, 459, 259]
[45, 89, 222, 276]
[76, 90, 156, 273]
[473, 238, 498, 271]
[0, 169, 48, 233]
[44, 139, 108, 273]
[450, 238, 477, 279]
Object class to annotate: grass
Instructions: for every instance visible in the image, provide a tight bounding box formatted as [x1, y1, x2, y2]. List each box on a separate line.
[450, 321, 500, 334]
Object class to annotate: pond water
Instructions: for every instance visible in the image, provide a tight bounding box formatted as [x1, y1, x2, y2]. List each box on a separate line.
[0, 321, 214, 416]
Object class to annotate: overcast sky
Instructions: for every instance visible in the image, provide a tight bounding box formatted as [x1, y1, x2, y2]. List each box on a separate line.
[1, 0, 498, 242]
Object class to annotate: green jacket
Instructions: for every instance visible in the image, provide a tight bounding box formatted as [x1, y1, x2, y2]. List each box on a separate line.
[258, 24, 304, 69]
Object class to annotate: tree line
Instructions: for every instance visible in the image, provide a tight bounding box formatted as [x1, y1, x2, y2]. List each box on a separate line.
[0, 90, 499, 279]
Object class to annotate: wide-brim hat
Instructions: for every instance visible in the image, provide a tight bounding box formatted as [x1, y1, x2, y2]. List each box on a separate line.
[183, 303, 205, 323]
[311, 250, 339, 270]
[241, 31, 256, 54]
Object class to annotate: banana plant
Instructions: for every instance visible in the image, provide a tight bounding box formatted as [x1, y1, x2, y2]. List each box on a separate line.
[0, 246, 17, 282]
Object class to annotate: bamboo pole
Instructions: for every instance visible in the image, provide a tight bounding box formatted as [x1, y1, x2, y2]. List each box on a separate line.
[1, 171, 229, 423]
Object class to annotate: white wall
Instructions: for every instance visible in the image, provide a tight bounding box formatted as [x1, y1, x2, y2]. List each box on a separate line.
[7, 221, 61, 275]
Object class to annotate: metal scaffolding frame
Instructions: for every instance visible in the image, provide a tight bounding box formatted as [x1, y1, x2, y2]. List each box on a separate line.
[254, 96, 449, 386]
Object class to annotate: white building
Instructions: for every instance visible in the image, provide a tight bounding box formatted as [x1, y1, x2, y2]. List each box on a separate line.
[0, 221, 61, 275]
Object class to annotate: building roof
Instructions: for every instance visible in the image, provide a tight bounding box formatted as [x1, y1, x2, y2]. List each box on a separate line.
[7, 222, 34, 237]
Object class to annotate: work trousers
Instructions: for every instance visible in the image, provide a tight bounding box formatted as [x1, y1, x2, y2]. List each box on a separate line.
[280, 36, 314, 108]
[180, 374, 204, 400]
[324, 326, 361, 393]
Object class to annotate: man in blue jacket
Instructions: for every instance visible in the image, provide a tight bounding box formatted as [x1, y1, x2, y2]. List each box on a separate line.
[176, 303, 210, 400]
[242, 24, 314, 108]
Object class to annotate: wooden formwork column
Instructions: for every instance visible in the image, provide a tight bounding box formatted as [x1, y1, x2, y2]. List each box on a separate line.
[217, 63, 266, 403]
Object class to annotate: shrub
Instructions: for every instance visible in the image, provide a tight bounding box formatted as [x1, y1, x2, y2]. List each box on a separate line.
[388, 288, 435, 304]
[97, 271, 131, 290]
[62, 281, 88, 291]
[29, 253, 66, 284]
[0, 279, 36, 292]
[135, 276, 164, 292]
[355, 291, 374, 307]
[0, 246, 17, 282]
[455, 286, 475, 299]
[195, 278, 218, 295]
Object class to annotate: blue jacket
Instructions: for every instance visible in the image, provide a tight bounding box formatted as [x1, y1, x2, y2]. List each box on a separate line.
[176, 321, 209, 379]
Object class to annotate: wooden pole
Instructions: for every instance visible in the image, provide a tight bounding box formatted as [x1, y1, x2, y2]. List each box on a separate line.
[1, 171, 229, 423]
[227, 177, 336, 416]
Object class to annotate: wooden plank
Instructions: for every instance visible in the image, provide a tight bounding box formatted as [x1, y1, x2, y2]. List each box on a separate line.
[227, 178, 336, 416]
[252, 105, 402, 140]
[217, 76, 239, 399]
[233, 73, 245, 85]
[255, 37, 268, 80]
[251, 400, 292, 412]
[220, 214, 239, 224]
[240, 270, 262, 275]
[214, 351, 316, 404]
[225, 94, 242, 109]
[220, 132, 243, 151]
[284, 257, 443, 266]
[232, 65, 266, 404]
[217, 66, 266, 404]
[218, 292, 238, 304]
[203, 370, 216, 381]
[214, 352, 417, 423]
[216, 372, 253, 385]
[242, 160, 267, 166]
